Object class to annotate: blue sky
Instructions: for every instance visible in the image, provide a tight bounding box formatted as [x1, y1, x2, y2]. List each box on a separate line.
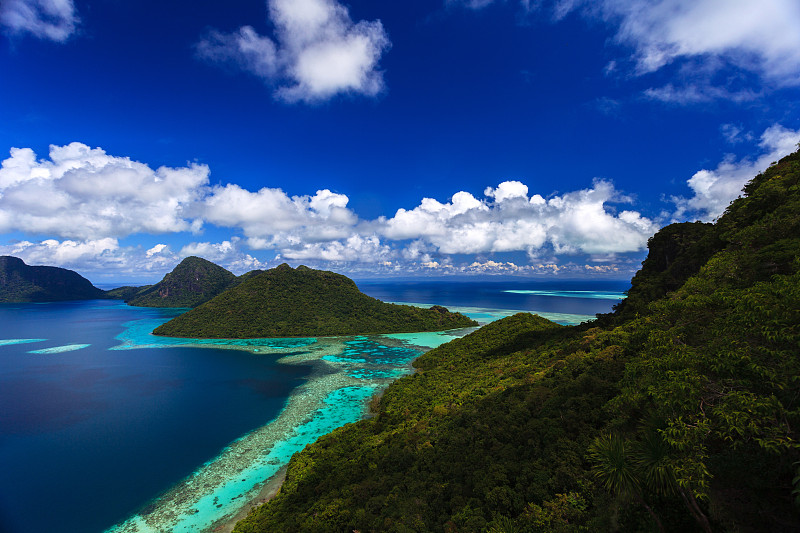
[1, 0, 799, 283]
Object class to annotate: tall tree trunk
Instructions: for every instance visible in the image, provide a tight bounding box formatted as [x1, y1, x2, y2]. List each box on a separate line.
[635, 494, 666, 533]
[678, 487, 712, 533]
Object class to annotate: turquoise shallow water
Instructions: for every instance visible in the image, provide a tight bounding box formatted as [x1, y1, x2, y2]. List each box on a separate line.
[28, 343, 92, 354]
[104, 302, 595, 532]
[0, 338, 47, 346]
[503, 289, 627, 300]
[1, 282, 623, 533]
[105, 325, 462, 533]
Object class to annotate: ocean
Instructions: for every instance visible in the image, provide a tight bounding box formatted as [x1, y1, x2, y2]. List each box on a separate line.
[0, 279, 628, 533]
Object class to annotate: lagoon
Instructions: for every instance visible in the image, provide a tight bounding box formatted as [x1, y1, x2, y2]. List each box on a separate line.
[0, 280, 625, 533]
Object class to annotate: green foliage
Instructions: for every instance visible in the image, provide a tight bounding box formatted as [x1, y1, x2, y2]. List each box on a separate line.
[127, 256, 236, 308]
[599, 221, 723, 325]
[233, 149, 800, 532]
[104, 285, 152, 300]
[154, 264, 478, 338]
[0, 255, 106, 302]
[233, 314, 625, 532]
[588, 434, 640, 500]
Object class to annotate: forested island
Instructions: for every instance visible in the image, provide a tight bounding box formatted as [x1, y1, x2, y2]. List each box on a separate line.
[0, 255, 106, 302]
[153, 263, 478, 337]
[232, 150, 800, 532]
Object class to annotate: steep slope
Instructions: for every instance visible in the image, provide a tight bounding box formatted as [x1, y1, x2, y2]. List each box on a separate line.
[234, 149, 800, 532]
[0, 256, 106, 302]
[127, 256, 236, 308]
[153, 264, 478, 338]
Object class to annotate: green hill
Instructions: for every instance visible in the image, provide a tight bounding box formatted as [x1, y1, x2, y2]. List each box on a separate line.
[0, 256, 106, 302]
[153, 264, 478, 338]
[233, 149, 800, 532]
[104, 285, 152, 300]
[127, 256, 236, 308]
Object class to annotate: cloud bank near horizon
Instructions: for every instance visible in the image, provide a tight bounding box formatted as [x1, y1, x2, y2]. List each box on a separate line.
[1, 126, 795, 279]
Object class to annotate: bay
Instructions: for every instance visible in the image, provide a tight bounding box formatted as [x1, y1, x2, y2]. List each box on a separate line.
[0, 279, 627, 533]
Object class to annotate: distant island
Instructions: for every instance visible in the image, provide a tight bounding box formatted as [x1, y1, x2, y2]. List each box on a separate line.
[153, 263, 478, 338]
[124, 256, 246, 308]
[0, 254, 477, 338]
[0, 255, 106, 302]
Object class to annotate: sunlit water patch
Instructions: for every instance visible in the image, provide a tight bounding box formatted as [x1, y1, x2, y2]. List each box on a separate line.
[111, 315, 316, 351]
[387, 301, 594, 326]
[503, 289, 626, 300]
[0, 338, 46, 346]
[28, 343, 91, 354]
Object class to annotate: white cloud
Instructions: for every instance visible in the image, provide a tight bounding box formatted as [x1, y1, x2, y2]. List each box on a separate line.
[195, 26, 279, 79]
[278, 234, 392, 263]
[0, 143, 210, 240]
[643, 84, 760, 105]
[203, 185, 357, 246]
[3, 238, 119, 265]
[1, 237, 274, 280]
[380, 179, 657, 256]
[599, 0, 800, 85]
[196, 0, 391, 103]
[178, 238, 270, 273]
[458, 0, 800, 100]
[145, 244, 169, 258]
[674, 124, 800, 221]
[0, 0, 78, 41]
[0, 143, 361, 254]
[720, 123, 753, 145]
[484, 180, 529, 202]
[1, 142, 658, 278]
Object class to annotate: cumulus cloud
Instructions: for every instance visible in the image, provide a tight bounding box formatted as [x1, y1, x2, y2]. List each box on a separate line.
[0, 143, 209, 240]
[204, 184, 358, 248]
[674, 124, 800, 221]
[0, 0, 78, 41]
[1, 142, 656, 277]
[178, 238, 270, 273]
[145, 243, 170, 258]
[278, 234, 392, 263]
[196, 0, 391, 103]
[0, 143, 360, 253]
[380, 179, 657, 256]
[2, 238, 119, 265]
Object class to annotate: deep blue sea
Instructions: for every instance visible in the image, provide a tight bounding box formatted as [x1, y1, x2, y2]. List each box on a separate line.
[0, 280, 628, 533]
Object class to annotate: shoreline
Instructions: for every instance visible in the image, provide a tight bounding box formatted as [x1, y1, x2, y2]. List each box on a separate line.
[211, 330, 469, 532]
[105, 333, 429, 533]
[211, 466, 287, 533]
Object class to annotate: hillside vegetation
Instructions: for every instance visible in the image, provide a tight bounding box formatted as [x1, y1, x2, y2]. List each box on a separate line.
[0, 256, 106, 302]
[153, 264, 478, 338]
[234, 148, 800, 532]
